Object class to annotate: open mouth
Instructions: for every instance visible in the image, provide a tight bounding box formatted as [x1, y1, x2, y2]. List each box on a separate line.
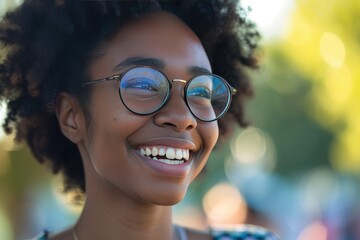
[138, 146, 190, 165]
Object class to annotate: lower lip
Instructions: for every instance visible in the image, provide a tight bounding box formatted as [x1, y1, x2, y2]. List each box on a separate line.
[133, 150, 193, 178]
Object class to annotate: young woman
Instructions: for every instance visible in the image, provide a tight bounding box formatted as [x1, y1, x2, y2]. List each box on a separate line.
[0, 0, 279, 239]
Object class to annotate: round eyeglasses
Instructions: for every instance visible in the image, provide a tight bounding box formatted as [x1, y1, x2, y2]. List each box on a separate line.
[82, 66, 237, 122]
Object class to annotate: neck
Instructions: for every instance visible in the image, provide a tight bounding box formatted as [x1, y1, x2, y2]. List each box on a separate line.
[75, 193, 174, 240]
[75, 163, 174, 240]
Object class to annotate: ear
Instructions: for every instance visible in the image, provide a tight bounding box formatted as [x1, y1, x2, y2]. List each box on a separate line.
[55, 93, 86, 143]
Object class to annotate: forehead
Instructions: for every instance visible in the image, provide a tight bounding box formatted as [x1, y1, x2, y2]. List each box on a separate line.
[88, 11, 211, 79]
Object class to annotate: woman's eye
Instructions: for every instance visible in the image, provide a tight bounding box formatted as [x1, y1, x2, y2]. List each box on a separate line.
[123, 77, 159, 92]
[188, 86, 212, 99]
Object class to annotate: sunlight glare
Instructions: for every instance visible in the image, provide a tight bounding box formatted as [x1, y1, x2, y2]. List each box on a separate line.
[242, 0, 295, 40]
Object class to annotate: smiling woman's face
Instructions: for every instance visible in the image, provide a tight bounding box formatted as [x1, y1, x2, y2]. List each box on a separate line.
[83, 11, 219, 205]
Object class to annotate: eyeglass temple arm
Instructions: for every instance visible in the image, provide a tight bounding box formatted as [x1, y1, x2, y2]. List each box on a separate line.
[231, 87, 237, 95]
[82, 75, 120, 87]
[226, 82, 237, 95]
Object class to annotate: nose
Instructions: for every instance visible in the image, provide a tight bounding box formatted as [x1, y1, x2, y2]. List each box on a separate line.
[153, 84, 197, 132]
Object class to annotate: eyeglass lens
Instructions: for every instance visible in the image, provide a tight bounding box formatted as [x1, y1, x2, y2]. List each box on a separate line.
[119, 67, 231, 121]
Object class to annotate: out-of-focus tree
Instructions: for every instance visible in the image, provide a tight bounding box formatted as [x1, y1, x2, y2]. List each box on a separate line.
[282, 0, 360, 172]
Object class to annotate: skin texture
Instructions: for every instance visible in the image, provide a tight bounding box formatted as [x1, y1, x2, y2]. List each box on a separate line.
[53, 11, 217, 240]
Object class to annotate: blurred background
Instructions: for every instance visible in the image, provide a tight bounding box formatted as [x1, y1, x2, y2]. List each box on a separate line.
[1, 0, 360, 239]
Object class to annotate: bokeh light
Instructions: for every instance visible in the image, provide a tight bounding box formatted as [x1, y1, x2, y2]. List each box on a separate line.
[299, 168, 338, 217]
[320, 32, 346, 69]
[231, 128, 266, 165]
[227, 127, 276, 178]
[203, 183, 247, 225]
[297, 221, 328, 240]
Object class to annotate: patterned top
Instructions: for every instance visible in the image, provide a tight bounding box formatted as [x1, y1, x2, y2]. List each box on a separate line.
[211, 225, 280, 240]
[31, 224, 280, 240]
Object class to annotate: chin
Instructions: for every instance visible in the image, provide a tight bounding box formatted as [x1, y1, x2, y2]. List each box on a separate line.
[142, 188, 188, 206]
[160, 195, 185, 206]
[152, 197, 184, 206]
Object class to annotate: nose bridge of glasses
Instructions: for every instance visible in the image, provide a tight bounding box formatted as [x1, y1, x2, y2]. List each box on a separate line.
[170, 79, 187, 95]
[166, 78, 194, 117]
[172, 79, 187, 84]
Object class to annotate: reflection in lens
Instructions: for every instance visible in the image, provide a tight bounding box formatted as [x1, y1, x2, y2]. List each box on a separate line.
[120, 67, 169, 114]
[187, 76, 230, 121]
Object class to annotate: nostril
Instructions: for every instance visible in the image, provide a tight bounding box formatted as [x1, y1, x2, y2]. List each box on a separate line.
[185, 122, 196, 131]
[163, 122, 177, 128]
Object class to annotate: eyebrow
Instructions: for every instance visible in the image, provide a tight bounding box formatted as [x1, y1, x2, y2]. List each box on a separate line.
[113, 57, 165, 72]
[188, 66, 211, 75]
[113, 56, 211, 76]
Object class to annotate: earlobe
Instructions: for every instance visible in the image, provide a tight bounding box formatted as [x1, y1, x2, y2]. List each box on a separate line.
[55, 93, 84, 143]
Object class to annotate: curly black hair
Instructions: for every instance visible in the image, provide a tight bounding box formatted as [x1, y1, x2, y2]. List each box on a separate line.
[0, 0, 260, 192]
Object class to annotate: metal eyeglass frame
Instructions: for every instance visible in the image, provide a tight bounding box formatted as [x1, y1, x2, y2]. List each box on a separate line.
[81, 66, 237, 122]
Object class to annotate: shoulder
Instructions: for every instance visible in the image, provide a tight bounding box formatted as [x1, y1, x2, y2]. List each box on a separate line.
[183, 224, 280, 240]
[182, 227, 212, 240]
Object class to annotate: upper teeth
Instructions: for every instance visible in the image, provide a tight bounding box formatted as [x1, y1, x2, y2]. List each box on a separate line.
[139, 146, 189, 161]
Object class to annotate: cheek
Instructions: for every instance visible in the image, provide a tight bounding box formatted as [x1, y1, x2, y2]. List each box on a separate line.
[88, 87, 142, 133]
[88, 110, 145, 150]
[85, 90, 146, 162]
[189, 121, 218, 181]
[85, 112, 150, 187]
[194, 121, 218, 163]
[201, 121, 219, 150]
